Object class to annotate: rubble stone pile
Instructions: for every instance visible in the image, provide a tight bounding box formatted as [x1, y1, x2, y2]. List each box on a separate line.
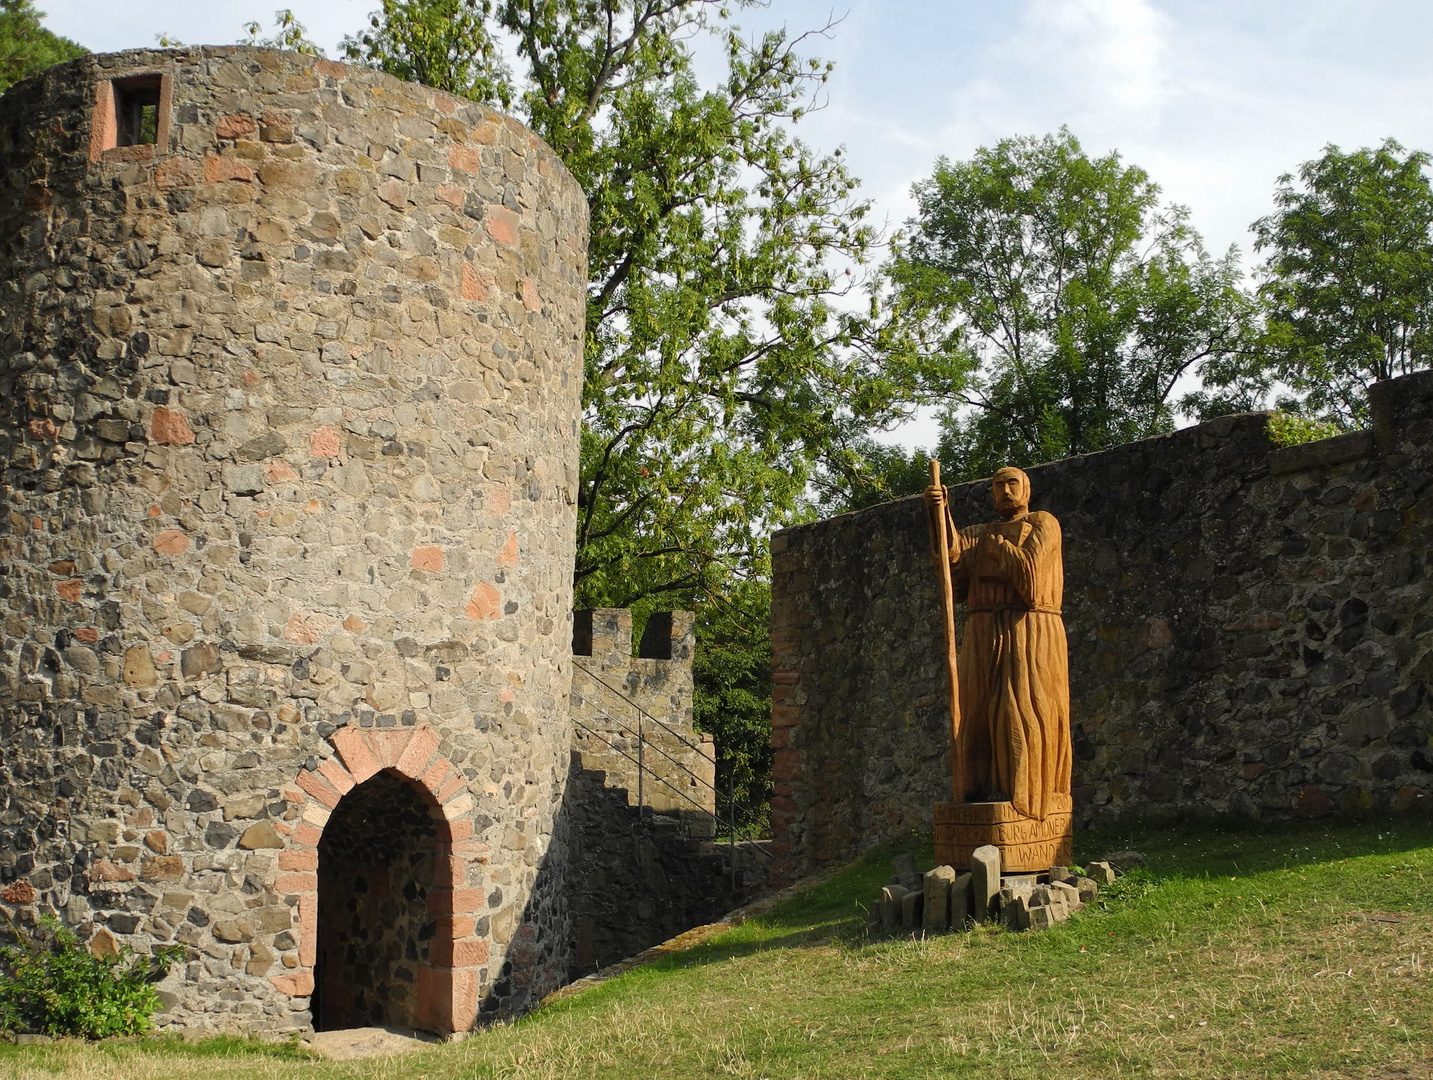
[871, 847, 1144, 934]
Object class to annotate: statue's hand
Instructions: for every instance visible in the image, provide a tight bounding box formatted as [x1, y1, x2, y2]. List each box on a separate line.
[923, 483, 945, 508]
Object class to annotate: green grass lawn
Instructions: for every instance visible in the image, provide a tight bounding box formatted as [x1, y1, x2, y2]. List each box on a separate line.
[5, 817, 1432, 1079]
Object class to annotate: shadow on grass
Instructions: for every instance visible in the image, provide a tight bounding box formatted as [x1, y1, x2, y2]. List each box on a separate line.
[626, 814, 1433, 975]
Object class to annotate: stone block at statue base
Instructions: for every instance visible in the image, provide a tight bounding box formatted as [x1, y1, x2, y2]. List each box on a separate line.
[933, 793, 1074, 873]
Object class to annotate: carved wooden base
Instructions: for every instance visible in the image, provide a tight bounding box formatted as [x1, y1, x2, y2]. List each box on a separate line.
[933, 793, 1073, 873]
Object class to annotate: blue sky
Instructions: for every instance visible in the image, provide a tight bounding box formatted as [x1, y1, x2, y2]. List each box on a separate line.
[39, 0, 1433, 440]
[43, 0, 1433, 256]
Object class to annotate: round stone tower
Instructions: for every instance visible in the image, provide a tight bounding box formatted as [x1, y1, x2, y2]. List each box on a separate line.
[0, 47, 587, 1033]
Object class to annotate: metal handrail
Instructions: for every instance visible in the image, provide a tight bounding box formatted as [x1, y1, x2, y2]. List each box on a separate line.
[567, 710, 773, 865]
[575, 697, 716, 803]
[572, 659, 709, 756]
[571, 657, 774, 859]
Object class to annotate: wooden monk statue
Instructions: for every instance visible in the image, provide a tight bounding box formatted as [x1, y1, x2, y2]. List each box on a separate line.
[925, 465, 1074, 872]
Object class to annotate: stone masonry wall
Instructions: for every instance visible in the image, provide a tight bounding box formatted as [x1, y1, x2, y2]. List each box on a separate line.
[570, 608, 715, 825]
[769, 370, 1433, 886]
[0, 47, 587, 1033]
[565, 608, 766, 973]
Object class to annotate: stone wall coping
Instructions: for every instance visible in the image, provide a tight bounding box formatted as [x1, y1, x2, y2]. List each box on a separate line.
[1269, 430, 1375, 475]
[6, 45, 586, 215]
[774, 366, 1433, 545]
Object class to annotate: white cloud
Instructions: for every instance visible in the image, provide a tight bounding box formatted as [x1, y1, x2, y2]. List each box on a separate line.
[1011, 0, 1172, 121]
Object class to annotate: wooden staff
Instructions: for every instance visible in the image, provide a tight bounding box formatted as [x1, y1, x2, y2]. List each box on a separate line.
[926, 460, 961, 802]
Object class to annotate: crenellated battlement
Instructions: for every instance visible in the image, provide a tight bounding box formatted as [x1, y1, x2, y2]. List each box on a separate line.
[569, 608, 709, 820]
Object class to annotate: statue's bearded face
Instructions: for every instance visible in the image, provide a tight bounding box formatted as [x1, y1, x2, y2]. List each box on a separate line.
[991, 468, 1029, 518]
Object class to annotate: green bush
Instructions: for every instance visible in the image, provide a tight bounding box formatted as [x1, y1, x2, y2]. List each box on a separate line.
[1266, 410, 1344, 447]
[0, 914, 185, 1038]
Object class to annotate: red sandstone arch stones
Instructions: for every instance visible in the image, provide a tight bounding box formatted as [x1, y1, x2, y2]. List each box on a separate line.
[276, 723, 485, 1031]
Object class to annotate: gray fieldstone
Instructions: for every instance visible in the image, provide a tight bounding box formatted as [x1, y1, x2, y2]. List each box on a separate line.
[950, 872, 972, 930]
[999, 889, 1031, 932]
[1029, 903, 1066, 931]
[970, 845, 1001, 922]
[238, 822, 284, 850]
[1102, 850, 1146, 873]
[892, 853, 921, 892]
[1086, 861, 1117, 885]
[900, 887, 923, 931]
[880, 885, 909, 930]
[221, 464, 266, 496]
[1050, 880, 1082, 909]
[922, 865, 956, 933]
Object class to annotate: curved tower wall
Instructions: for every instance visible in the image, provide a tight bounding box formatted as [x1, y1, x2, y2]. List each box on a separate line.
[0, 47, 587, 1032]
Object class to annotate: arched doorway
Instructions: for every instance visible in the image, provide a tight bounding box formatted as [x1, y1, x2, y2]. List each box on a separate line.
[313, 770, 438, 1030]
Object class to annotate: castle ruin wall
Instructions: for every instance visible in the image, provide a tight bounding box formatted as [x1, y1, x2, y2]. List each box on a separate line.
[566, 608, 766, 973]
[769, 370, 1433, 885]
[0, 47, 587, 1033]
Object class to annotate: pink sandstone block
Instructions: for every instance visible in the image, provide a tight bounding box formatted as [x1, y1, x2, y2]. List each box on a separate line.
[270, 971, 314, 997]
[332, 725, 381, 783]
[426, 887, 484, 915]
[772, 748, 800, 781]
[449, 145, 480, 173]
[451, 968, 478, 1029]
[485, 205, 518, 245]
[435, 773, 465, 804]
[298, 895, 317, 966]
[434, 855, 468, 888]
[317, 756, 355, 795]
[436, 818, 473, 843]
[771, 704, 799, 727]
[278, 849, 317, 871]
[450, 840, 491, 861]
[430, 938, 490, 967]
[292, 822, 322, 848]
[419, 758, 451, 795]
[275, 872, 317, 894]
[435, 915, 474, 939]
[417, 965, 477, 1031]
[295, 769, 341, 809]
[396, 725, 440, 778]
[411, 545, 445, 572]
[368, 728, 411, 768]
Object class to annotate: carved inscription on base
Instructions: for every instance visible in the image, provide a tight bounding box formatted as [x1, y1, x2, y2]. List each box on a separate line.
[933, 793, 1073, 873]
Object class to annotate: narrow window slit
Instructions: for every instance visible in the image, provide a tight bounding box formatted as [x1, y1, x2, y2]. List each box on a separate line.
[90, 72, 170, 162]
[115, 77, 162, 146]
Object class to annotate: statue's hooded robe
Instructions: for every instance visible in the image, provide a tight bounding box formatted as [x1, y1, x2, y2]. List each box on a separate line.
[948, 499, 1072, 821]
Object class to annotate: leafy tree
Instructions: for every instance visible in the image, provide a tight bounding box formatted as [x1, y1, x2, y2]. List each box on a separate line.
[1251, 138, 1433, 427]
[1265, 411, 1341, 447]
[887, 129, 1252, 482]
[689, 579, 771, 832]
[344, 0, 912, 608]
[241, 9, 326, 56]
[343, 0, 508, 103]
[0, 0, 85, 94]
[812, 435, 933, 516]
